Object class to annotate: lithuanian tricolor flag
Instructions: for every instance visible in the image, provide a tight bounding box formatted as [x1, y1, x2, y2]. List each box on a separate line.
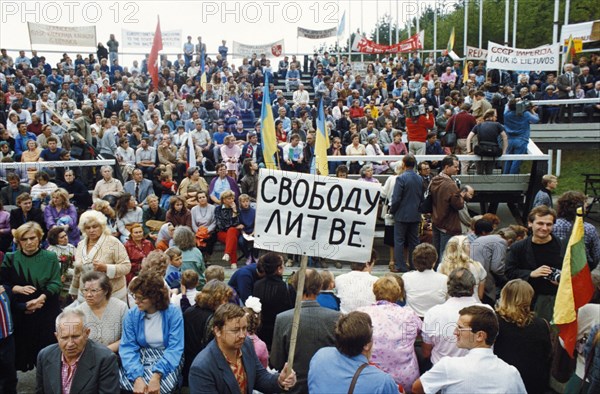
[553, 207, 595, 357]
[564, 34, 576, 65]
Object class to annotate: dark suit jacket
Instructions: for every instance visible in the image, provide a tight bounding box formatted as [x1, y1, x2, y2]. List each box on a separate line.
[556, 73, 577, 99]
[390, 169, 424, 223]
[0, 184, 31, 206]
[36, 339, 119, 394]
[585, 89, 600, 99]
[270, 300, 340, 394]
[188, 337, 280, 394]
[10, 207, 47, 238]
[241, 143, 264, 166]
[106, 99, 123, 114]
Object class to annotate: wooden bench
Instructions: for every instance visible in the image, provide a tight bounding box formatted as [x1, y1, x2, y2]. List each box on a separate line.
[531, 123, 600, 144]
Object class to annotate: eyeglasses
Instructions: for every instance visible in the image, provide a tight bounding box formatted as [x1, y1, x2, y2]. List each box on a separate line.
[133, 294, 147, 302]
[82, 288, 103, 295]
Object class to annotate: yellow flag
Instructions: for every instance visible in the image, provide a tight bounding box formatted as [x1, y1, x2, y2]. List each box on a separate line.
[260, 74, 278, 170]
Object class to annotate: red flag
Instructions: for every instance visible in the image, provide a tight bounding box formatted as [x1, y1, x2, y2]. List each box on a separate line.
[148, 17, 163, 90]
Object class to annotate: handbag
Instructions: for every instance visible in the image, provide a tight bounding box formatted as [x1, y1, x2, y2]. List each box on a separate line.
[474, 141, 502, 158]
[441, 115, 457, 148]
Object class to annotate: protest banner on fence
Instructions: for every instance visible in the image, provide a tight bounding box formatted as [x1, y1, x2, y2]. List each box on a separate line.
[297, 27, 337, 39]
[122, 29, 181, 48]
[254, 169, 381, 263]
[232, 39, 285, 57]
[465, 46, 488, 60]
[28, 22, 96, 47]
[352, 31, 424, 54]
[486, 41, 560, 71]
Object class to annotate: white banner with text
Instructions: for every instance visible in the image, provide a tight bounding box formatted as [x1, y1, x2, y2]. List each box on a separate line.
[486, 41, 560, 71]
[254, 170, 380, 262]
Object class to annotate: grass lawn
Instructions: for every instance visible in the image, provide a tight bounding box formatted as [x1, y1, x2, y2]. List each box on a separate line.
[519, 148, 600, 195]
[552, 148, 600, 195]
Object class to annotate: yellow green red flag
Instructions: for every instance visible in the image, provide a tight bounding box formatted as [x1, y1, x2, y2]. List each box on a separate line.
[553, 207, 595, 357]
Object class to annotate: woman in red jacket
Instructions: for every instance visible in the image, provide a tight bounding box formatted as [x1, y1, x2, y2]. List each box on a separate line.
[124, 223, 154, 283]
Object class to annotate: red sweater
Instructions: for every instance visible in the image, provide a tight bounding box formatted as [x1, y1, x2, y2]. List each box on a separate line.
[406, 114, 435, 143]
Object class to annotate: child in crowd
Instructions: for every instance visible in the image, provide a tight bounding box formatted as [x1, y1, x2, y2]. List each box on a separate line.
[205, 265, 241, 305]
[159, 172, 177, 209]
[164, 246, 183, 289]
[244, 296, 268, 368]
[238, 194, 258, 265]
[316, 270, 340, 311]
[171, 269, 199, 313]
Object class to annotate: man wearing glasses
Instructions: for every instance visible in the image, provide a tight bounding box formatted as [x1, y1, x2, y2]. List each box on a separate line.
[413, 305, 526, 394]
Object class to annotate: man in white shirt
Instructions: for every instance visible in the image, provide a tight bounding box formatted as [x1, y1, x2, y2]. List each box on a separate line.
[413, 305, 526, 394]
[421, 268, 491, 364]
[292, 84, 310, 109]
[334, 251, 378, 314]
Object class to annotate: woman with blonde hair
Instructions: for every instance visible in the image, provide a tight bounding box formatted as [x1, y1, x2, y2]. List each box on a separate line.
[0, 221, 61, 371]
[437, 235, 487, 301]
[44, 188, 80, 244]
[494, 279, 552, 394]
[70, 210, 131, 303]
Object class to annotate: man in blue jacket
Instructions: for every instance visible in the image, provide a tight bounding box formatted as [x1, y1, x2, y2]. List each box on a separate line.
[390, 154, 424, 272]
[503, 98, 539, 174]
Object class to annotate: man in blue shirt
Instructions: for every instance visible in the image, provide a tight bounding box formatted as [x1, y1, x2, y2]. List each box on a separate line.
[308, 311, 399, 393]
[13, 122, 36, 161]
[503, 98, 539, 174]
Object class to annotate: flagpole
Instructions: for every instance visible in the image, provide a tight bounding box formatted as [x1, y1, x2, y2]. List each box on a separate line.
[433, 0, 437, 57]
[504, 0, 509, 46]
[360, 0, 364, 62]
[389, 0, 392, 45]
[512, 0, 518, 47]
[396, 0, 400, 44]
[478, 0, 483, 49]
[463, 0, 468, 55]
[564, 0, 570, 25]
[376, 0, 379, 44]
[348, 0, 351, 61]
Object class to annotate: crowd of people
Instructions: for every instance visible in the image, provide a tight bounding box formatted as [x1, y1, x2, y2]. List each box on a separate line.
[0, 36, 599, 393]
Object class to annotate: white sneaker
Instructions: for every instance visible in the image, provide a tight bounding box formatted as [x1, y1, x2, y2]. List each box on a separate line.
[230, 263, 238, 270]
[245, 257, 253, 265]
[222, 253, 230, 262]
[285, 259, 294, 267]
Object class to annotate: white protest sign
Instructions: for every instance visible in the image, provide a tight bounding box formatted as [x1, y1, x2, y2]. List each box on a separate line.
[28, 22, 96, 47]
[254, 169, 381, 263]
[122, 29, 182, 49]
[465, 46, 488, 60]
[232, 40, 285, 57]
[486, 41, 560, 71]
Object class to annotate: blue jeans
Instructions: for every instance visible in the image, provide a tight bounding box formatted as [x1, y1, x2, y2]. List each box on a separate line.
[503, 138, 528, 174]
[394, 221, 420, 272]
[432, 226, 454, 266]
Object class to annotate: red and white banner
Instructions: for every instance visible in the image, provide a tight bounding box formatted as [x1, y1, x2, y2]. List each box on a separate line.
[352, 31, 424, 54]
